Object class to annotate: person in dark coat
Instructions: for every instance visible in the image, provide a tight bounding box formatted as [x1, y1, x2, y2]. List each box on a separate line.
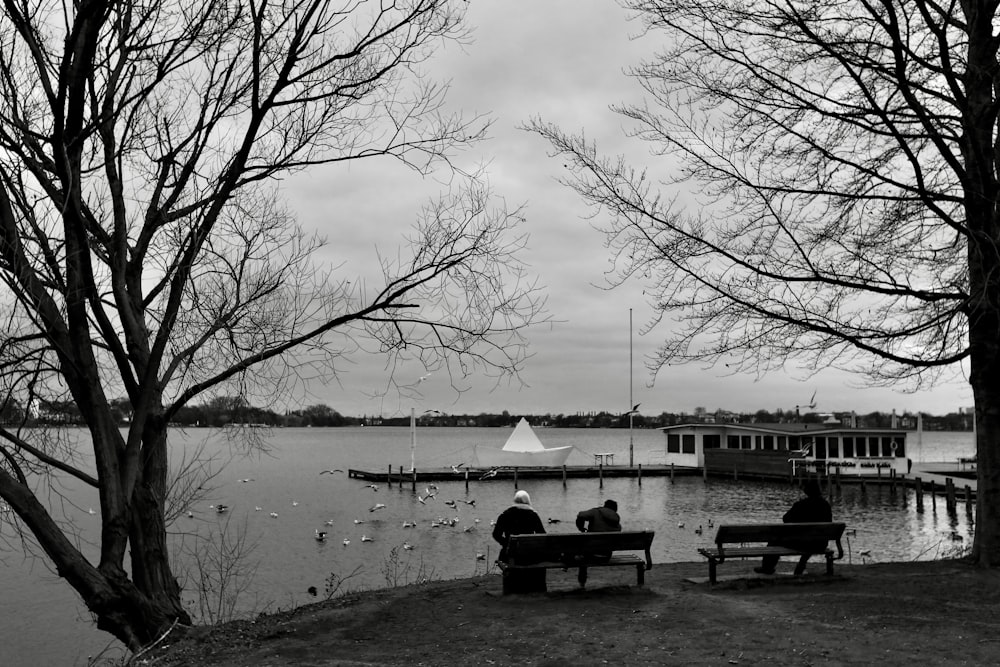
[574, 498, 622, 585]
[576, 499, 622, 534]
[755, 479, 833, 575]
[493, 490, 546, 592]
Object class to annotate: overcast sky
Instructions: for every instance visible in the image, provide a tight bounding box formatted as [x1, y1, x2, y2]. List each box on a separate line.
[283, 1, 971, 419]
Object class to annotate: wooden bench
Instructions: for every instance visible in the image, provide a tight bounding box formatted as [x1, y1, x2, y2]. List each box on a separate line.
[697, 522, 845, 584]
[499, 530, 655, 594]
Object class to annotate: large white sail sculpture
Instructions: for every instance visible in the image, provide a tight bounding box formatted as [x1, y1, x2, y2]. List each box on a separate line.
[474, 418, 574, 468]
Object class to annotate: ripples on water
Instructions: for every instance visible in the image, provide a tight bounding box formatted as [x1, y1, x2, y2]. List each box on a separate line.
[0, 426, 976, 665]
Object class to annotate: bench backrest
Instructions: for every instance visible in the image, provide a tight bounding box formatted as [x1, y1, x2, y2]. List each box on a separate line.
[714, 522, 846, 548]
[507, 530, 655, 567]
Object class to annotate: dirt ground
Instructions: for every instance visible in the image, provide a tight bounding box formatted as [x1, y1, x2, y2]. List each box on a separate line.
[148, 558, 1000, 666]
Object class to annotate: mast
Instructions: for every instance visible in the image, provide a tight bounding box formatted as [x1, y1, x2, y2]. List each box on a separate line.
[410, 407, 416, 472]
[629, 308, 634, 468]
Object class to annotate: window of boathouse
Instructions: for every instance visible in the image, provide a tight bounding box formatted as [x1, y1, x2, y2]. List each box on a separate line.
[843, 437, 855, 457]
[777, 435, 788, 450]
[814, 437, 827, 459]
[667, 433, 680, 453]
[762, 435, 775, 450]
[704, 434, 721, 449]
[828, 437, 839, 458]
[682, 434, 696, 454]
[855, 437, 867, 456]
[741, 435, 752, 449]
[869, 437, 880, 456]
[727, 435, 739, 449]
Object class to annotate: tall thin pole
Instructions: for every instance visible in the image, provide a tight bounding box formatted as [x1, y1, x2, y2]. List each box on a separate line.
[629, 308, 634, 468]
[410, 407, 416, 472]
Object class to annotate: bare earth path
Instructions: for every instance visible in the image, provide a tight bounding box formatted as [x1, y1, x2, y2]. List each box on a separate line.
[151, 559, 1000, 666]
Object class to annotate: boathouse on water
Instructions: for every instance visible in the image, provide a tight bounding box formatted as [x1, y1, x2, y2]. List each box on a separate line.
[658, 422, 910, 477]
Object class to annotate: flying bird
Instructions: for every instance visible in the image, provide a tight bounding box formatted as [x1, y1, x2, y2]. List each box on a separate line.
[444, 500, 457, 509]
[625, 403, 641, 415]
[480, 467, 500, 480]
[459, 499, 477, 507]
[369, 503, 386, 512]
[450, 463, 465, 474]
[320, 469, 344, 475]
[796, 389, 818, 412]
[365, 484, 379, 492]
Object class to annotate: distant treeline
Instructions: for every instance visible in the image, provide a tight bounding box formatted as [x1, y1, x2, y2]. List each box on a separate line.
[6, 397, 975, 431]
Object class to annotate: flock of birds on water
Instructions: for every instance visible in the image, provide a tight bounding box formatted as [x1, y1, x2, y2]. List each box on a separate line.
[184, 464, 514, 561]
[71, 460, 970, 570]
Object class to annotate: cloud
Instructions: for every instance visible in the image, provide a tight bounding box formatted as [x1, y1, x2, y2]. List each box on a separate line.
[278, 1, 971, 418]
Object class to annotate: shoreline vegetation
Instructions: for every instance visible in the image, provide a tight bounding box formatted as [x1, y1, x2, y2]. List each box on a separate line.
[142, 557, 996, 666]
[23, 397, 976, 431]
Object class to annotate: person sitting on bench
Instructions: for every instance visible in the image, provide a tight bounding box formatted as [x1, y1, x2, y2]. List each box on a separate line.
[493, 490, 547, 592]
[574, 499, 622, 585]
[754, 479, 832, 576]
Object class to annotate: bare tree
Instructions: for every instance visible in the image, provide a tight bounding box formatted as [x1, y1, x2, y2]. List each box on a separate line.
[528, 0, 1000, 564]
[0, 0, 544, 650]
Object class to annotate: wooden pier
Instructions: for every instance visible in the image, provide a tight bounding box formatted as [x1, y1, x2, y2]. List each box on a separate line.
[348, 460, 979, 510]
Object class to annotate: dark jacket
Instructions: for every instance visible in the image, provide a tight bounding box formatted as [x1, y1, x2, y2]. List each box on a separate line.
[493, 505, 545, 562]
[781, 494, 833, 551]
[576, 506, 622, 533]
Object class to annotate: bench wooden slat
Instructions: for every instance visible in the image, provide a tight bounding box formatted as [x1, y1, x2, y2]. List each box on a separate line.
[501, 530, 655, 594]
[697, 522, 846, 585]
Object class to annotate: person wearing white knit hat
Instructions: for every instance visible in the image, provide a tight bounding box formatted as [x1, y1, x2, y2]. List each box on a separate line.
[493, 489, 546, 593]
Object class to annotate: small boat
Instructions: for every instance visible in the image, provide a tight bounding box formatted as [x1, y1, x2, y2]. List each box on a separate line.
[474, 418, 573, 468]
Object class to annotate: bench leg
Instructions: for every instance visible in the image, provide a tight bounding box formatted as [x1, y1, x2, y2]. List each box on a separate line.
[636, 563, 645, 587]
[825, 553, 834, 577]
[708, 559, 717, 585]
[578, 565, 588, 587]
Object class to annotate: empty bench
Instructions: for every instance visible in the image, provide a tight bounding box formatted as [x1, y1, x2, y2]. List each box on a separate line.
[697, 522, 845, 584]
[500, 530, 655, 594]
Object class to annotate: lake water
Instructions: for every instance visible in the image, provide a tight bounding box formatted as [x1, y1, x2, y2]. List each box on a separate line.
[0, 426, 976, 665]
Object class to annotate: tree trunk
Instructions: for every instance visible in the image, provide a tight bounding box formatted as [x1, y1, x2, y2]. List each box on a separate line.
[971, 341, 1000, 566]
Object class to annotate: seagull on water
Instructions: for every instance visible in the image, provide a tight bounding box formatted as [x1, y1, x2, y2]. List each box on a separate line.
[463, 525, 475, 533]
[476, 553, 486, 560]
[215, 504, 229, 514]
[255, 506, 263, 512]
[460, 499, 476, 507]
[402, 542, 414, 550]
[292, 501, 299, 507]
[187, 510, 193, 518]
[325, 519, 335, 526]
[695, 525, 703, 535]
[547, 518, 561, 524]
[354, 518, 367, 524]
[402, 521, 416, 528]
[361, 535, 374, 542]
[342, 538, 350, 546]
[270, 512, 279, 518]
[315, 530, 327, 542]
[444, 500, 457, 509]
